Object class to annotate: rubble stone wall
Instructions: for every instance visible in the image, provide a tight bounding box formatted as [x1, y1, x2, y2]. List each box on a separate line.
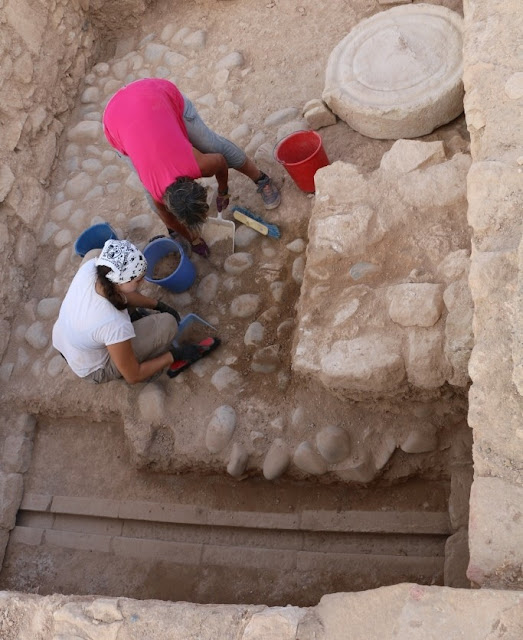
[0, 0, 151, 364]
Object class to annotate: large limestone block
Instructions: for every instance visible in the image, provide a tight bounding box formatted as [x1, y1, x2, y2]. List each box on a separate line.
[319, 336, 405, 393]
[387, 283, 444, 327]
[380, 140, 446, 174]
[317, 584, 523, 639]
[323, 5, 464, 139]
[468, 477, 523, 589]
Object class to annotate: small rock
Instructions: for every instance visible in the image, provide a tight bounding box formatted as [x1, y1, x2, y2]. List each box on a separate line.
[53, 229, 72, 249]
[269, 417, 285, 432]
[263, 438, 290, 480]
[164, 51, 188, 68]
[257, 306, 280, 325]
[293, 441, 327, 475]
[25, 322, 48, 350]
[316, 425, 351, 464]
[270, 281, 285, 303]
[350, 262, 380, 280]
[0, 164, 15, 202]
[85, 598, 123, 623]
[80, 86, 100, 104]
[286, 238, 306, 253]
[47, 354, 66, 377]
[137, 383, 165, 424]
[216, 52, 244, 70]
[244, 322, 264, 347]
[128, 213, 152, 232]
[143, 43, 169, 64]
[277, 119, 309, 140]
[67, 121, 103, 143]
[251, 345, 280, 373]
[51, 200, 73, 222]
[183, 30, 207, 50]
[304, 103, 336, 130]
[234, 225, 259, 248]
[224, 252, 253, 275]
[197, 273, 219, 303]
[400, 429, 438, 453]
[264, 107, 299, 127]
[65, 172, 92, 198]
[206, 405, 236, 453]
[227, 443, 248, 478]
[82, 158, 103, 173]
[276, 319, 294, 340]
[292, 256, 305, 285]
[98, 165, 121, 183]
[211, 366, 242, 391]
[231, 294, 260, 318]
[37, 298, 61, 319]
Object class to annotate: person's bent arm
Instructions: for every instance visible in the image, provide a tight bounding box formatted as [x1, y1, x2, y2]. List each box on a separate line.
[124, 291, 158, 310]
[193, 149, 229, 194]
[107, 339, 172, 385]
[149, 198, 199, 242]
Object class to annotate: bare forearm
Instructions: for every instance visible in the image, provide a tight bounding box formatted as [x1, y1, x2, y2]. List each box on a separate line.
[125, 291, 158, 309]
[128, 352, 173, 384]
[151, 198, 197, 242]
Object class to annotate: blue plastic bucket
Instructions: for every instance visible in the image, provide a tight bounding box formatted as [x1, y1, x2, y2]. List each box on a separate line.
[143, 237, 196, 293]
[74, 223, 118, 257]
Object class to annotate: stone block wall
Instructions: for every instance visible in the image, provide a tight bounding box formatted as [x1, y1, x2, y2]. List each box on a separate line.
[463, 0, 523, 587]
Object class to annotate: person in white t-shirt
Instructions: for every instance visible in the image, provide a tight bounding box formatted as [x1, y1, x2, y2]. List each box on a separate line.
[53, 239, 202, 384]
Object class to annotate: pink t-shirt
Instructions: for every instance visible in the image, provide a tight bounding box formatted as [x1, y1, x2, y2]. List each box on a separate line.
[103, 79, 201, 202]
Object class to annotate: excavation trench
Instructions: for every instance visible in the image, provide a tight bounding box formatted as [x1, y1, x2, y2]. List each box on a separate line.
[0, 417, 454, 606]
[0, 0, 473, 608]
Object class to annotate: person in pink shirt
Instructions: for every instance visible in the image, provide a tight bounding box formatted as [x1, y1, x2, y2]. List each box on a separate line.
[103, 78, 281, 256]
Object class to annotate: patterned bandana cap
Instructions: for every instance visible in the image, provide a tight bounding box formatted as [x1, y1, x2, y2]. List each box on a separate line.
[95, 239, 147, 284]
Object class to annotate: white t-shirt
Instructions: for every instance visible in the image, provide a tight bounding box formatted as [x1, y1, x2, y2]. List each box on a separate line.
[52, 260, 135, 377]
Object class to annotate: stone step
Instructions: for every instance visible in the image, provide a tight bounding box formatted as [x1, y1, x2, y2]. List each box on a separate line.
[20, 493, 451, 535]
[11, 525, 444, 582]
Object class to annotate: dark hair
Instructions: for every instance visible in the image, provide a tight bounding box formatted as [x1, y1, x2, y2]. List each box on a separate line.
[163, 176, 209, 231]
[96, 265, 127, 310]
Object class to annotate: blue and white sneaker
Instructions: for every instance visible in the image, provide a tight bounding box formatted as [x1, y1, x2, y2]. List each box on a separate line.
[256, 175, 281, 210]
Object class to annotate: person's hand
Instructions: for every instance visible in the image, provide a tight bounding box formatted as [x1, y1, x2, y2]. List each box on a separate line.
[191, 237, 210, 258]
[168, 344, 201, 363]
[216, 190, 230, 213]
[155, 300, 181, 323]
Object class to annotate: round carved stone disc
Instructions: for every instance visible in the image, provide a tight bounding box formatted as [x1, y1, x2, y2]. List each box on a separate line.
[323, 4, 464, 139]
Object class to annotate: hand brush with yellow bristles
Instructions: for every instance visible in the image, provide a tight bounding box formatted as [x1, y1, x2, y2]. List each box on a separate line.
[231, 205, 281, 239]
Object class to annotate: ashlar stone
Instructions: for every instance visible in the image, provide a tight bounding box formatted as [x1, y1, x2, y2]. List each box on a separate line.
[206, 405, 236, 453]
[388, 283, 444, 327]
[0, 472, 24, 529]
[320, 336, 405, 393]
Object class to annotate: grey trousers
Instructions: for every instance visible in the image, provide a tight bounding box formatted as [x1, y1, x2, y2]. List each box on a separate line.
[86, 313, 178, 383]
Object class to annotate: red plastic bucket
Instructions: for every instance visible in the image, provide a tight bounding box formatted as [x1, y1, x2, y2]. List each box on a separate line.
[274, 130, 330, 193]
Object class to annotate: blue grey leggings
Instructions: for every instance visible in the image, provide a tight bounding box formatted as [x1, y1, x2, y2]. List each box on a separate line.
[182, 96, 246, 169]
